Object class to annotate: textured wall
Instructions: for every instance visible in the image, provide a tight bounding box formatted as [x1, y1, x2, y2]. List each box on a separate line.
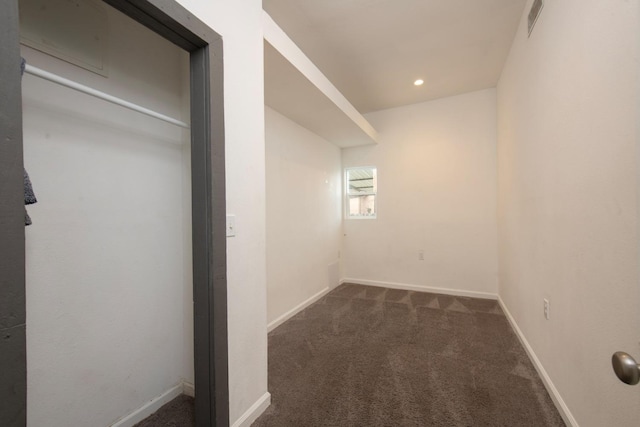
[497, 0, 640, 425]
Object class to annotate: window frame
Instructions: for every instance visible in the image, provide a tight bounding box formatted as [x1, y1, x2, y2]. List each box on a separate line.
[345, 166, 378, 220]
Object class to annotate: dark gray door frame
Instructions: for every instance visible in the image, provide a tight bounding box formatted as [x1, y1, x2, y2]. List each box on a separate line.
[0, 1, 228, 426]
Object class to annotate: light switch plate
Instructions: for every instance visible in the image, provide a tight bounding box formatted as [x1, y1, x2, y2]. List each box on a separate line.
[226, 215, 236, 237]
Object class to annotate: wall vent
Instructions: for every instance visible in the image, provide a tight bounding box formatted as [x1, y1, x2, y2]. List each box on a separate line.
[528, 0, 544, 36]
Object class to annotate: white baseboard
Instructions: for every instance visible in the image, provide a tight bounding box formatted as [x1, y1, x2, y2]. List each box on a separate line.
[231, 392, 271, 427]
[182, 381, 195, 397]
[341, 278, 498, 300]
[110, 383, 183, 427]
[498, 297, 578, 427]
[268, 287, 331, 332]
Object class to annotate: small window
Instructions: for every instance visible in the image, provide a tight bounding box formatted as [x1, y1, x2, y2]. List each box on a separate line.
[346, 167, 377, 218]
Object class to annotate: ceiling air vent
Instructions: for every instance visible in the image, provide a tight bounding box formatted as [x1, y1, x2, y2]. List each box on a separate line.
[528, 0, 544, 36]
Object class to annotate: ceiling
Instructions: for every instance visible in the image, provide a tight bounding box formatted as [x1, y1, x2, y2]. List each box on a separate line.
[263, 0, 527, 113]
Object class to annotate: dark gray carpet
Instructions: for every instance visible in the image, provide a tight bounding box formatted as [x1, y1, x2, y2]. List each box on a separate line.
[253, 283, 565, 427]
[133, 395, 194, 427]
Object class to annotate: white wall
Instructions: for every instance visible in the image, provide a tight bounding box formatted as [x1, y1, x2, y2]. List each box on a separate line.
[265, 107, 342, 326]
[22, 4, 192, 426]
[342, 89, 498, 297]
[174, 0, 269, 424]
[23, 0, 271, 424]
[497, 0, 640, 426]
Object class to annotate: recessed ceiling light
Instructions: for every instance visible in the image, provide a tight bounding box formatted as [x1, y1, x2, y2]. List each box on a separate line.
[414, 79, 424, 86]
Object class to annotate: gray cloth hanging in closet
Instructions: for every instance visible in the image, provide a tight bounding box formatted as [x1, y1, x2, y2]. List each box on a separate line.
[24, 169, 37, 226]
[21, 57, 37, 226]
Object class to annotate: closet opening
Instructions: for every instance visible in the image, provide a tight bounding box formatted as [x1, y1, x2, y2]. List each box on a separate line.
[0, 1, 228, 426]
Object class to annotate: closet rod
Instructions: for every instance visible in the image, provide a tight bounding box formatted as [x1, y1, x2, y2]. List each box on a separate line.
[24, 64, 190, 129]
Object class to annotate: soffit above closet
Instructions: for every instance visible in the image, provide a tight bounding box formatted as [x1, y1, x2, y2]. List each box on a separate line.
[264, 42, 377, 148]
[263, 0, 527, 113]
[264, 13, 378, 148]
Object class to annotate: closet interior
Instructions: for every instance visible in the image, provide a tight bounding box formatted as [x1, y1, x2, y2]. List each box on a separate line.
[20, 0, 194, 425]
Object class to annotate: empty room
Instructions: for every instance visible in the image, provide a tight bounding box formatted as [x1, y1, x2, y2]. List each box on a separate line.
[1, 0, 639, 427]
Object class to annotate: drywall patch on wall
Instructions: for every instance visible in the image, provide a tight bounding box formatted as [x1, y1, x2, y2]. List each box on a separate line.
[265, 106, 342, 325]
[20, 0, 109, 76]
[342, 89, 499, 296]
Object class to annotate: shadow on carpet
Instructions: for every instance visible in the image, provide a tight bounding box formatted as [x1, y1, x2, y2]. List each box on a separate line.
[133, 395, 194, 427]
[253, 283, 565, 427]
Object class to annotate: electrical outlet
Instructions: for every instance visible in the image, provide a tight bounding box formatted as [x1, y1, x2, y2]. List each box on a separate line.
[543, 298, 550, 320]
[418, 250, 424, 261]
